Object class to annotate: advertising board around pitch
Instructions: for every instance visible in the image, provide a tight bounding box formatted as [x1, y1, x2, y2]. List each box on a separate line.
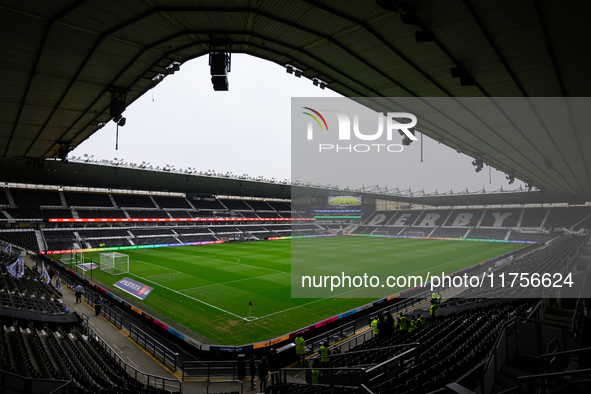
[114, 277, 153, 300]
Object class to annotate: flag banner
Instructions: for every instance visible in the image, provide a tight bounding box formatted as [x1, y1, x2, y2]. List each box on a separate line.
[114, 277, 153, 300]
[55, 273, 61, 292]
[16, 257, 24, 279]
[41, 262, 50, 285]
[3, 244, 12, 255]
[6, 261, 17, 278]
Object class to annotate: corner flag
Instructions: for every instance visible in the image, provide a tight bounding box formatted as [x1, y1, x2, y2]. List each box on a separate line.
[249, 301, 252, 306]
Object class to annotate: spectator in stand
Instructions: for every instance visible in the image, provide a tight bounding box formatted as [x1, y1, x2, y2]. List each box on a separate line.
[310, 359, 320, 384]
[258, 356, 269, 392]
[94, 294, 102, 316]
[249, 354, 256, 389]
[320, 341, 330, 371]
[294, 332, 306, 366]
[430, 303, 438, 320]
[74, 284, 84, 303]
[416, 315, 425, 327]
[268, 347, 279, 385]
[408, 315, 418, 333]
[431, 291, 441, 305]
[398, 314, 408, 332]
[370, 316, 379, 337]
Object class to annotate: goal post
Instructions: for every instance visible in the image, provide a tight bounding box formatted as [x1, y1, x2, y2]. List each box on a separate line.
[404, 231, 426, 238]
[61, 251, 84, 265]
[100, 252, 129, 275]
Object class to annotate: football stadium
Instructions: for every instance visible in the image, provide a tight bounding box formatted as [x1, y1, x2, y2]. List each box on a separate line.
[1, 2, 591, 394]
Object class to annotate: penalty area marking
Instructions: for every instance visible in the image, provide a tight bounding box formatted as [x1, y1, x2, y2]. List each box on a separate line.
[178, 272, 287, 292]
[135, 261, 182, 277]
[125, 273, 248, 320]
[244, 316, 259, 321]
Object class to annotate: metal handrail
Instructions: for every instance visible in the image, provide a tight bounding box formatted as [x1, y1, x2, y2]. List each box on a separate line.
[517, 367, 591, 381]
[182, 360, 250, 381]
[540, 346, 591, 359]
[359, 384, 375, 394]
[129, 322, 179, 371]
[88, 326, 182, 393]
[311, 342, 419, 360]
[364, 345, 419, 374]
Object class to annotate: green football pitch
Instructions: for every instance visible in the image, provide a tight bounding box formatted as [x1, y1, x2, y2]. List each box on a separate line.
[59, 236, 524, 345]
[328, 196, 362, 205]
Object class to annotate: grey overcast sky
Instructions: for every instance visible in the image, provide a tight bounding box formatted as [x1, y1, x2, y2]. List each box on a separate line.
[72, 54, 520, 194]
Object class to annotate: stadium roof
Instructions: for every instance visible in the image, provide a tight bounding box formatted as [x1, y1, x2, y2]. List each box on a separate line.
[1, 1, 590, 202]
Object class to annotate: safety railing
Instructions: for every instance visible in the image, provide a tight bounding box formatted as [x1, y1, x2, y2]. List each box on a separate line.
[88, 326, 182, 393]
[182, 360, 248, 381]
[129, 322, 179, 371]
[279, 366, 365, 387]
[304, 290, 432, 356]
[517, 368, 591, 393]
[100, 303, 123, 329]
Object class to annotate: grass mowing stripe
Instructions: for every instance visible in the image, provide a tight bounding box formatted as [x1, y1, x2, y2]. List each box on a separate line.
[125, 271, 247, 320]
[179, 272, 288, 292]
[168, 251, 285, 273]
[62, 237, 524, 345]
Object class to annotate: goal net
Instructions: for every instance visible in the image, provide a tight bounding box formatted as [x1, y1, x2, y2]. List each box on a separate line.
[100, 252, 129, 275]
[404, 231, 425, 238]
[61, 251, 83, 265]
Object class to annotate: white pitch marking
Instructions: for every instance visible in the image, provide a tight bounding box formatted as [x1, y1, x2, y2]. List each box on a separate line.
[169, 251, 284, 273]
[135, 261, 182, 274]
[179, 272, 287, 292]
[127, 273, 246, 320]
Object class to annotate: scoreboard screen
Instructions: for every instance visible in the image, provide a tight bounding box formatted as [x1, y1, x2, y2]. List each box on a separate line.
[327, 195, 362, 207]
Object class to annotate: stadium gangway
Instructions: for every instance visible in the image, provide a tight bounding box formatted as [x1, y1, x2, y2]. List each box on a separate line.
[88, 326, 183, 393]
[100, 302, 123, 329]
[130, 322, 179, 371]
[182, 360, 250, 381]
[206, 379, 243, 394]
[59, 273, 124, 328]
